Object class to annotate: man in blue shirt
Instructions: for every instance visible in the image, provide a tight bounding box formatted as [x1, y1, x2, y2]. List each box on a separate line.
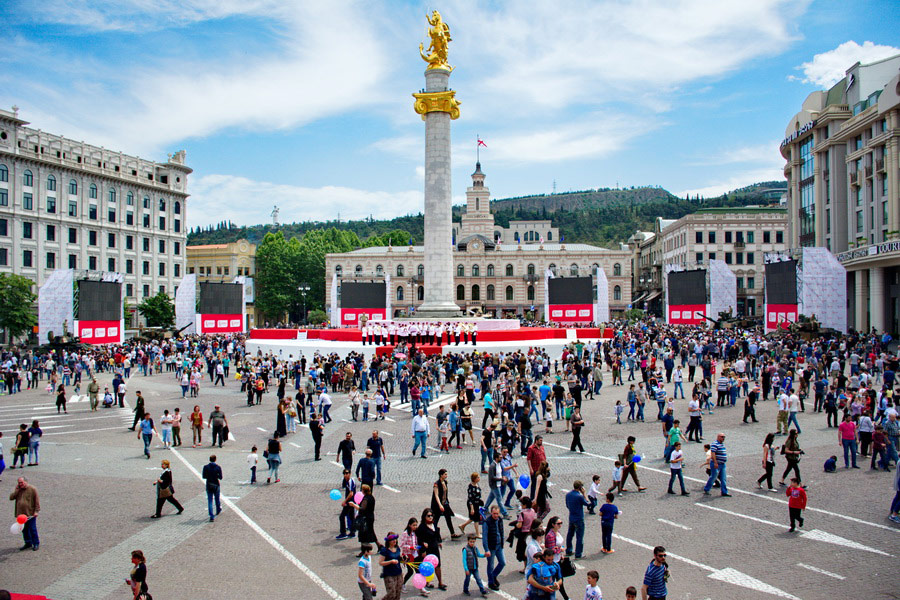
[538, 380, 551, 419]
[527, 549, 561, 599]
[201, 455, 223, 522]
[703, 433, 731, 496]
[564, 481, 590, 558]
[642, 546, 668, 600]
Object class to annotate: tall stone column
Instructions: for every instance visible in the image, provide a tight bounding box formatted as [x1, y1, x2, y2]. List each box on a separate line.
[869, 266, 885, 334]
[413, 67, 461, 318]
[854, 269, 868, 332]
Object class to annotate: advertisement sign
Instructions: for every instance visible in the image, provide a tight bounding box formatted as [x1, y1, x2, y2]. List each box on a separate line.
[76, 319, 124, 345]
[197, 313, 244, 334]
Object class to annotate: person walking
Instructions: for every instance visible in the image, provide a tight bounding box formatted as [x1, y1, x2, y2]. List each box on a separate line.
[459, 472, 483, 539]
[667, 442, 689, 495]
[838, 414, 860, 469]
[779, 429, 804, 486]
[378, 532, 403, 600]
[171, 408, 182, 447]
[357, 543, 377, 600]
[418, 508, 447, 590]
[130, 391, 145, 431]
[310, 412, 325, 461]
[756, 433, 779, 492]
[365, 431, 385, 486]
[337, 469, 358, 540]
[137, 412, 158, 460]
[336, 432, 357, 472]
[55, 384, 67, 414]
[356, 449, 377, 489]
[266, 432, 282, 484]
[151, 459, 184, 518]
[9, 477, 39, 551]
[350, 484, 377, 547]
[125, 550, 149, 600]
[482, 505, 505, 591]
[641, 546, 668, 600]
[569, 406, 585, 453]
[411, 408, 430, 459]
[703, 432, 731, 496]
[87, 377, 100, 411]
[26, 421, 42, 467]
[202, 454, 223, 522]
[189, 405, 203, 447]
[620, 437, 646, 493]
[598, 492, 620, 554]
[431, 468, 461, 539]
[484, 452, 509, 518]
[564, 481, 590, 558]
[462, 532, 489, 596]
[786, 478, 807, 532]
[208, 405, 229, 448]
[787, 389, 802, 434]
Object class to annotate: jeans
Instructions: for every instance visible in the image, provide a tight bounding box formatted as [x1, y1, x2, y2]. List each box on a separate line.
[673, 381, 684, 399]
[627, 402, 636, 420]
[28, 441, 39, 464]
[565, 519, 585, 557]
[484, 487, 508, 516]
[373, 456, 383, 484]
[842, 439, 858, 468]
[668, 469, 686, 493]
[636, 403, 645, 421]
[520, 429, 533, 456]
[704, 462, 728, 494]
[22, 516, 38, 548]
[412, 431, 428, 457]
[322, 405, 332, 423]
[207, 485, 221, 519]
[464, 569, 486, 593]
[481, 447, 494, 472]
[600, 522, 613, 551]
[486, 545, 505, 585]
[787, 412, 801, 433]
[656, 401, 665, 420]
[142, 433, 152, 456]
[161, 429, 172, 446]
[503, 477, 517, 507]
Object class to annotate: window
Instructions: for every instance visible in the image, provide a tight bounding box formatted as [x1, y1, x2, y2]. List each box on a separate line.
[126, 211, 133, 225]
[158, 216, 166, 230]
[696, 252, 703, 264]
[505, 264, 514, 276]
[613, 285, 621, 301]
[88, 230, 97, 246]
[46, 197, 56, 213]
[21, 192, 32, 210]
[143, 196, 150, 209]
[46, 175, 56, 191]
[23, 222, 32, 239]
[174, 242, 180, 255]
[417, 264, 424, 277]
[487, 264, 495, 276]
[126, 259, 133, 274]
[708, 252, 716, 261]
[159, 285, 166, 295]
[126, 283, 133, 297]
[487, 284, 495, 300]
[396, 286, 404, 301]
[505, 285, 514, 301]
[335, 265, 342, 275]
[89, 203, 97, 220]
[174, 201, 181, 215]
[158, 262, 166, 276]
[142, 238, 150, 252]
[354, 264, 363, 274]
[0, 219, 6, 236]
[695, 231, 703, 243]
[223, 267, 229, 276]
[856, 210, 864, 233]
[127, 192, 134, 206]
[68, 228, 77, 243]
[0, 164, 6, 182]
[472, 264, 480, 277]
[109, 188, 116, 203]
[46, 224, 55, 241]
[23, 250, 33, 268]
[884, 201, 889, 226]
[159, 198, 166, 212]
[457, 264, 465, 277]
[89, 184, 97, 199]
[736, 252, 743, 265]
[158, 240, 166, 253]
[396, 264, 404, 277]
[417, 286, 424, 301]
[613, 263, 622, 276]
[0, 190, 10, 207]
[174, 219, 180, 233]
[108, 209, 116, 222]
[174, 263, 180, 277]
[107, 257, 115, 271]
[775, 231, 784, 244]
[725, 231, 732, 243]
[527, 264, 535, 276]
[23, 170, 33, 187]
[747, 277, 755, 289]
[547, 231, 552, 241]
[569, 264, 578, 276]
[143, 214, 150, 228]
[736, 277, 744, 289]
[746, 252, 754, 264]
[526, 285, 534, 301]
[746, 231, 754, 244]
[142, 261, 150, 275]
[0, 248, 7, 266]
[472, 284, 480, 301]
[216, 266, 222, 275]
[457, 284, 465, 301]
[143, 284, 149, 298]
[108, 233, 116, 248]
[708, 231, 716, 243]
[88, 256, 97, 270]
[763, 231, 771, 243]
[725, 252, 732, 264]
[68, 200, 77, 216]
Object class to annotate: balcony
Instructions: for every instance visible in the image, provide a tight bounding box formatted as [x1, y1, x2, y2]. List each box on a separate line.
[876, 158, 885, 172]
[734, 241, 745, 249]
[522, 273, 539, 283]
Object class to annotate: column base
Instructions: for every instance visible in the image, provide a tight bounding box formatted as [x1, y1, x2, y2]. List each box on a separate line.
[415, 302, 462, 318]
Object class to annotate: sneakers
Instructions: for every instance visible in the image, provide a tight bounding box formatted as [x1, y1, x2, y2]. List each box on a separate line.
[336, 534, 350, 540]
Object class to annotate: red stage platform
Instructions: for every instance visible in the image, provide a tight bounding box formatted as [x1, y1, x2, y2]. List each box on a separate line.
[250, 327, 611, 342]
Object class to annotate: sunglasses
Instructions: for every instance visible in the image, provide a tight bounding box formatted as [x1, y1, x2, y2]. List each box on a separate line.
[656, 553, 667, 558]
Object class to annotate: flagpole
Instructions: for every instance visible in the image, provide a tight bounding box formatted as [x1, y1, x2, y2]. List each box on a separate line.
[476, 133, 480, 163]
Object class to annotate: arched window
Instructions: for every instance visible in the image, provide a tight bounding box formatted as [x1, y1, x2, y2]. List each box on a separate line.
[159, 198, 166, 212]
[514, 232, 520, 242]
[613, 285, 622, 301]
[126, 192, 134, 205]
[396, 286, 404, 301]
[613, 263, 622, 276]
[0, 164, 7, 183]
[417, 264, 425, 277]
[89, 184, 97, 199]
[487, 264, 495, 276]
[487, 285, 495, 300]
[396, 264, 405, 277]
[457, 285, 465, 301]
[547, 231, 552, 241]
[108, 188, 116, 203]
[494, 231, 502, 242]
[570, 264, 579, 276]
[47, 175, 56, 191]
[417, 286, 424, 301]
[505, 285, 514, 301]
[548, 263, 556, 275]
[24, 170, 33, 187]
[472, 264, 480, 277]
[457, 264, 465, 277]
[335, 265, 343, 275]
[527, 263, 535, 275]
[505, 264, 514, 277]
[355, 264, 363, 274]
[475, 198, 479, 211]
[472, 285, 480, 301]
[376, 264, 383, 276]
[174, 201, 181, 214]
[527, 285, 535, 301]
[69, 179, 78, 195]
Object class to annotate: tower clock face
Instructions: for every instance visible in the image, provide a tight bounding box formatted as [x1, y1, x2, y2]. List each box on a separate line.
[472, 241, 479, 250]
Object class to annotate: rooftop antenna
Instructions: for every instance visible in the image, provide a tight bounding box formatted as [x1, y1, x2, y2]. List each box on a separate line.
[552, 179, 556, 194]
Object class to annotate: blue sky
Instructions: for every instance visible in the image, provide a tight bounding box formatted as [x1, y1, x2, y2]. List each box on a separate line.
[2, 0, 898, 228]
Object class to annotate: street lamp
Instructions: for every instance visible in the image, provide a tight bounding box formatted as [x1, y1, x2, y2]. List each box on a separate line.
[298, 283, 311, 324]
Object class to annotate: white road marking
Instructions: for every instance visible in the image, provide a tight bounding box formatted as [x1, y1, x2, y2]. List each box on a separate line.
[0, 412, 135, 426]
[657, 518, 691, 530]
[223, 496, 241, 500]
[289, 442, 302, 448]
[383, 417, 396, 422]
[796, 563, 845, 580]
[381, 484, 401, 493]
[695, 503, 782, 527]
[331, 461, 343, 468]
[169, 448, 345, 599]
[256, 427, 267, 432]
[42, 426, 126, 436]
[612, 534, 800, 599]
[380, 431, 394, 436]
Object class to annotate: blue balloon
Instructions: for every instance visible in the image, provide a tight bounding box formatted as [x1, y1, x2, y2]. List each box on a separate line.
[518, 474, 531, 488]
[475, 389, 481, 394]
[419, 561, 435, 577]
[632, 455, 642, 463]
[329, 489, 342, 501]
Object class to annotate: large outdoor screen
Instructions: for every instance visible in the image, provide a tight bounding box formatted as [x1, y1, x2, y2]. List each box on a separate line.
[341, 282, 387, 309]
[76, 280, 121, 321]
[668, 270, 707, 305]
[199, 282, 244, 314]
[765, 260, 798, 304]
[548, 277, 592, 305]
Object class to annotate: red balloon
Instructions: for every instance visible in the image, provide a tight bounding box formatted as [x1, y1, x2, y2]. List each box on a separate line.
[16, 514, 27, 525]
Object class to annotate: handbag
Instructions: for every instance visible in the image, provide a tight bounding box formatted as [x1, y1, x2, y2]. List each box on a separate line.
[158, 486, 173, 499]
[560, 557, 576, 577]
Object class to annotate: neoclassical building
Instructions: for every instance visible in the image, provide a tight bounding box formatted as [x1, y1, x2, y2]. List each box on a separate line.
[325, 163, 632, 320]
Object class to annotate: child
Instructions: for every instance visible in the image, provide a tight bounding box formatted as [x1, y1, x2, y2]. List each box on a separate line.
[462, 533, 488, 596]
[823, 455, 837, 473]
[545, 398, 554, 434]
[439, 416, 450, 452]
[587, 475, 602, 514]
[459, 472, 483, 538]
[614, 400, 623, 424]
[786, 477, 807, 532]
[248, 446, 258, 484]
[599, 492, 620, 554]
[584, 570, 602, 600]
[607, 461, 623, 494]
[361, 394, 370, 422]
[375, 391, 385, 420]
[625, 586, 637, 600]
[357, 543, 377, 600]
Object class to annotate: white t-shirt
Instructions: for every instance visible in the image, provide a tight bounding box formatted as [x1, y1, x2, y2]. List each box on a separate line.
[670, 449, 683, 470]
[247, 452, 258, 467]
[584, 583, 602, 600]
[357, 556, 372, 584]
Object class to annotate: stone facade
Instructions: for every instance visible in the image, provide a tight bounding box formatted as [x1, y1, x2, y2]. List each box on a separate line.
[186, 239, 259, 328]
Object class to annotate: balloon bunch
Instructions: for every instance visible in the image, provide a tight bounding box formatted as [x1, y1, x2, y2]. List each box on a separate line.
[411, 554, 440, 589]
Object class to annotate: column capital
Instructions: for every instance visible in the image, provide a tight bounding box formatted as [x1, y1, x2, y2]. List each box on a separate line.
[413, 91, 461, 120]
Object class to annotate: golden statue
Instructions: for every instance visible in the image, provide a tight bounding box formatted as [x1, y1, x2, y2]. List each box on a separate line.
[419, 10, 452, 71]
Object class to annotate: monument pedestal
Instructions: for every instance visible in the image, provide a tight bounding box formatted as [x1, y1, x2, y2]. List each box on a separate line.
[414, 302, 463, 319]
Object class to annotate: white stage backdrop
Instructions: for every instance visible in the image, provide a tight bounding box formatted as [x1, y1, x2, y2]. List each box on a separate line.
[800, 247, 847, 332]
[594, 265, 609, 324]
[175, 274, 197, 334]
[330, 274, 339, 325]
[708, 260, 737, 320]
[38, 269, 75, 343]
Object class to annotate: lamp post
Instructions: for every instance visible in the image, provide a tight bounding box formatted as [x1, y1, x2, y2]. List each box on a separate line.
[298, 284, 311, 324]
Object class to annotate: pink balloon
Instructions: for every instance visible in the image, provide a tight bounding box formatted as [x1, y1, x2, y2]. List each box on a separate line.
[354, 492, 364, 504]
[412, 574, 427, 590]
[424, 554, 439, 567]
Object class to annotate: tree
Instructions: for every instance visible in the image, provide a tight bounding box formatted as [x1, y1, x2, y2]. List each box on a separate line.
[0, 273, 37, 340]
[137, 292, 175, 328]
[307, 309, 327, 325]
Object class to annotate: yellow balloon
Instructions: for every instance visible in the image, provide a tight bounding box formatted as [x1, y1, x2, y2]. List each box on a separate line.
[426, 574, 435, 582]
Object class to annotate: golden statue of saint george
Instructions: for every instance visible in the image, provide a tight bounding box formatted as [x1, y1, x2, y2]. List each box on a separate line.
[419, 10, 452, 71]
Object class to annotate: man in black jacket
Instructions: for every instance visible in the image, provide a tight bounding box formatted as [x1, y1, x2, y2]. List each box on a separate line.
[482, 505, 505, 590]
[201, 455, 223, 522]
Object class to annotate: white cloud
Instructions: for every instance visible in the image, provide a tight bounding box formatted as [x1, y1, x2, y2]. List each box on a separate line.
[691, 142, 783, 167]
[678, 167, 785, 199]
[794, 41, 900, 88]
[188, 174, 423, 227]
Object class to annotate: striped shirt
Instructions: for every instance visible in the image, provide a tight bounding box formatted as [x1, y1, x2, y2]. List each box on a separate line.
[710, 440, 727, 464]
[643, 561, 667, 597]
